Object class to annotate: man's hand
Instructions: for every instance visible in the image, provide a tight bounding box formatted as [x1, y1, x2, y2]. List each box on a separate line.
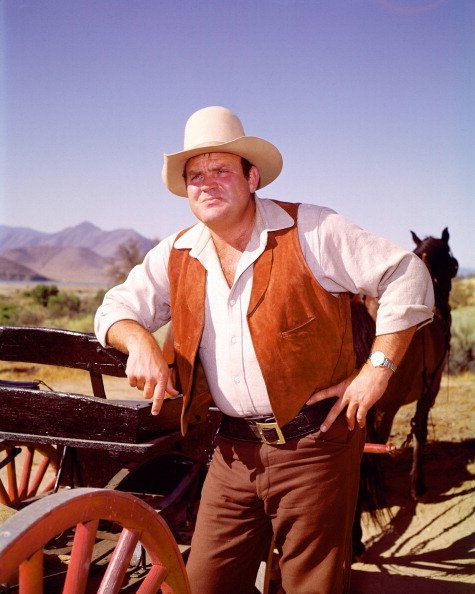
[106, 320, 178, 416]
[306, 366, 391, 432]
[307, 326, 417, 431]
[307, 325, 417, 432]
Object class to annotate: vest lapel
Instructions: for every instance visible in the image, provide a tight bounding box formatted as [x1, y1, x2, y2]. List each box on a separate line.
[248, 244, 273, 317]
[184, 257, 206, 328]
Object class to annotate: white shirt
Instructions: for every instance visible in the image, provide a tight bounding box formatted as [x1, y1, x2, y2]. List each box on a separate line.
[95, 197, 434, 417]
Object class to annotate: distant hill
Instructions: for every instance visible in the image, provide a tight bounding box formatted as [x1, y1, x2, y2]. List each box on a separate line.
[0, 222, 154, 258]
[0, 222, 155, 284]
[0, 255, 51, 282]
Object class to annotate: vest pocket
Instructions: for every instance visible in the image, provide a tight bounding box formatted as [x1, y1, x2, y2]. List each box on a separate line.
[281, 315, 317, 339]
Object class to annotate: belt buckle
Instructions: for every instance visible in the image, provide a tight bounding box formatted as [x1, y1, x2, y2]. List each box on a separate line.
[255, 420, 286, 445]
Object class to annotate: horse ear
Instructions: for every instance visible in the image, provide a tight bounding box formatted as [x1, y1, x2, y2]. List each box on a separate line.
[411, 230, 422, 246]
[442, 227, 449, 243]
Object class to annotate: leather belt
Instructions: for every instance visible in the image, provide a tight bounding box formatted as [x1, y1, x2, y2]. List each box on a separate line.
[218, 397, 338, 445]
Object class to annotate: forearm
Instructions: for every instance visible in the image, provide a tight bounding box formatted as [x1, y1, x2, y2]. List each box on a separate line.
[106, 319, 178, 415]
[369, 325, 417, 370]
[106, 319, 157, 355]
[349, 325, 417, 420]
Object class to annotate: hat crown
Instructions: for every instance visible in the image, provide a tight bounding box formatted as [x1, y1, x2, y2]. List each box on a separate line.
[184, 106, 245, 150]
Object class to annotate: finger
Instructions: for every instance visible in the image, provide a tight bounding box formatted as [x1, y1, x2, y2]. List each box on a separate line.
[320, 400, 346, 433]
[151, 382, 166, 416]
[356, 405, 368, 429]
[128, 375, 138, 389]
[345, 401, 359, 431]
[166, 378, 179, 397]
[307, 386, 339, 406]
[142, 378, 156, 400]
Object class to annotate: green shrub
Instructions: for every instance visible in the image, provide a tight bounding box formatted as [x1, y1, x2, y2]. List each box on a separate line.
[448, 306, 475, 374]
[29, 284, 59, 307]
[0, 303, 20, 325]
[450, 276, 475, 309]
[48, 292, 81, 316]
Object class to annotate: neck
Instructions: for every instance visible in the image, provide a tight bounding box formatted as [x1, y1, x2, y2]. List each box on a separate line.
[209, 199, 256, 252]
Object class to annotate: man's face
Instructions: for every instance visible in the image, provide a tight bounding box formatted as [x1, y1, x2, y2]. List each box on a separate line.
[184, 152, 259, 230]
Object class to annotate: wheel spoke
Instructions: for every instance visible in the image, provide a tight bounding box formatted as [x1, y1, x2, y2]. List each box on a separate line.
[97, 527, 140, 593]
[0, 443, 59, 507]
[6, 448, 19, 502]
[0, 478, 12, 506]
[27, 454, 52, 498]
[19, 548, 44, 594]
[63, 519, 99, 594]
[137, 564, 170, 593]
[18, 447, 34, 499]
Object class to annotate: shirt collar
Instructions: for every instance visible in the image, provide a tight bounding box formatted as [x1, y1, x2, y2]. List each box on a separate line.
[174, 196, 294, 257]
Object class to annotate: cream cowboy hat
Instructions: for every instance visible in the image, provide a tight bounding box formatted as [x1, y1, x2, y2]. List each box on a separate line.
[162, 106, 283, 197]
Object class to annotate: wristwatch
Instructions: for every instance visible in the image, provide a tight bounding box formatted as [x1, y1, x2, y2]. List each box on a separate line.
[367, 351, 397, 372]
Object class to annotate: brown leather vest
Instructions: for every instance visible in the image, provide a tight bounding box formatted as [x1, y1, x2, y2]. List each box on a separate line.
[168, 200, 355, 434]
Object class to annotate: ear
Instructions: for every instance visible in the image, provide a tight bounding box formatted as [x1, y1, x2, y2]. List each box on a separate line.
[442, 227, 449, 243]
[411, 230, 422, 247]
[248, 166, 260, 194]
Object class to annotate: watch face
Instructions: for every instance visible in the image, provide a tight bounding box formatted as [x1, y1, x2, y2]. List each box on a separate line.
[371, 351, 385, 366]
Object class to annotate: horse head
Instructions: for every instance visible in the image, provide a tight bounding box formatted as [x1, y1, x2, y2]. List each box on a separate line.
[410, 227, 458, 318]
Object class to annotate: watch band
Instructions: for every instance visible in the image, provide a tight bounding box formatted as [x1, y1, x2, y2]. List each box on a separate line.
[368, 351, 397, 372]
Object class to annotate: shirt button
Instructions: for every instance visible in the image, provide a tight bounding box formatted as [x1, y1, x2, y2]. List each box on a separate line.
[230, 299, 236, 306]
[231, 336, 237, 344]
[234, 376, 240, 384]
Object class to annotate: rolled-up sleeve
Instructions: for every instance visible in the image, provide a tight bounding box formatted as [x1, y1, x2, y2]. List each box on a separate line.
[94, 233, 177, 346]
[298, 204, 434, 335]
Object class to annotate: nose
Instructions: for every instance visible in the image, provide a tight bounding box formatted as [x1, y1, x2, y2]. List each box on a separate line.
[201, 171, 217, 191]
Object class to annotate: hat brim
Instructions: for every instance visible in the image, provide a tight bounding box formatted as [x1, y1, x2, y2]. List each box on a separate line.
[162, 136, 283, 197]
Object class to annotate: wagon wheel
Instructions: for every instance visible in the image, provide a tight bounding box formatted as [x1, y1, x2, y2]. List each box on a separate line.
[0, 487, 191, 593]
[0, 442, 59, 508]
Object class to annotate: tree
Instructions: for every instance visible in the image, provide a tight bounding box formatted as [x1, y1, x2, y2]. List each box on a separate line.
[106, 238, 157, 285]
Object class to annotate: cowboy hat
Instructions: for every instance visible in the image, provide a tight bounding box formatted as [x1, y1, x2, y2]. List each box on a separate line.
[162, 106, 283, 197]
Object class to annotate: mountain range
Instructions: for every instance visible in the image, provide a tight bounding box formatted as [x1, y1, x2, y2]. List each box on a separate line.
[0, 222, 155, 284]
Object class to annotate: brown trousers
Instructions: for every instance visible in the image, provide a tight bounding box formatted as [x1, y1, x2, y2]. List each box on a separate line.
[186, 415, 365, 594]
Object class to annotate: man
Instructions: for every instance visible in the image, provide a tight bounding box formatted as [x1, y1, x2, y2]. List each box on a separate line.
[95, 106, 434, 593]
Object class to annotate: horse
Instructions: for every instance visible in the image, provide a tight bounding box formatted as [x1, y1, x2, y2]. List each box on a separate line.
[351, 227, 458, 558]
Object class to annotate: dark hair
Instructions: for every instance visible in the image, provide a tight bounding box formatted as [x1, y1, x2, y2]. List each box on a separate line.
[240, 157, 253, 179]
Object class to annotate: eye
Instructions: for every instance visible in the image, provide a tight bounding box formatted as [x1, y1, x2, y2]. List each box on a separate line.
[188, 173, 203, 183]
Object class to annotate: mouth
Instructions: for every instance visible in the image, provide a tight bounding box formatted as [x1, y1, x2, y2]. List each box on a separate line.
[201, 195, 222, 205]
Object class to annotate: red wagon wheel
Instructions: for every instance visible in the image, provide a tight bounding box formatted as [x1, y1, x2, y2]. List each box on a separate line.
[0, 487, 191, 593]
[0, 442, 59, 507]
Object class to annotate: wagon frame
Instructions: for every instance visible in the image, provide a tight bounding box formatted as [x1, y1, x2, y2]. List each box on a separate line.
[0, 325, 220, 593]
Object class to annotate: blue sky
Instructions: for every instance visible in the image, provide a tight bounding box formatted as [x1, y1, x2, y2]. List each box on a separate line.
[2, 0, 474, 268]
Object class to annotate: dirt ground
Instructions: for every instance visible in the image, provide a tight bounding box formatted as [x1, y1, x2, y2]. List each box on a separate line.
[350, 373, 474, 593]
[1, 368, 474, 592]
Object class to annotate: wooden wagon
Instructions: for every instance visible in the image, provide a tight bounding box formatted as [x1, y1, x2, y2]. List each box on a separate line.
[0, 325, 220, 593]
